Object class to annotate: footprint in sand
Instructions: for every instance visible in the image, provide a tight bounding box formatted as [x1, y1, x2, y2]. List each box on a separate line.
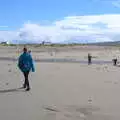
[96, 67, 101, 71]
[5, 82, 9, 85]
[96, 66, 109, 72]
[8, 64, 11, 66]
[43, 105, 83, 120]
[43, 104, 102, 120]
[43, 105, 60, 112]
[104, 81, 112, 84]
[88, 97, 93, 104]
[64, 104, 100, 116]
[104, 80, 119, 85]
[114, 81, 119, 84]
[44, 106, 60, 112]
[43, 112, 56, 120]
[8, 69, 12, 72]
[102, 66, 110, 72]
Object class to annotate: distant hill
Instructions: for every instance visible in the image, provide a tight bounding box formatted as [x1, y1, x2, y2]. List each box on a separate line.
[89, 41, 120, 46]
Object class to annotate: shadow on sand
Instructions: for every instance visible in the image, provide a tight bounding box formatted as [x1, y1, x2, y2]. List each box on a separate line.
[116, 64, 120, 67]
[0, 87, 25, 93]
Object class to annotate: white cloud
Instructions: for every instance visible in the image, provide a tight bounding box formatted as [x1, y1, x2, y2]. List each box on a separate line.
[111, 0, 120, 7]
[0, 26, 8, 28]
[1, 14, 120, 44]
[94, 0, 120, 8]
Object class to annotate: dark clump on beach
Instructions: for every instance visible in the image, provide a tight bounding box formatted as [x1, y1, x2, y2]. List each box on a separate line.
[8, 69, 12, 72]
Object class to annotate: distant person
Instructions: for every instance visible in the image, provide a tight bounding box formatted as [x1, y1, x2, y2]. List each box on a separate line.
[18, 47, 35, 91]
[28, 50, 31, 54]
[88, 53, 92, 65]
[112, 58, 117, 66]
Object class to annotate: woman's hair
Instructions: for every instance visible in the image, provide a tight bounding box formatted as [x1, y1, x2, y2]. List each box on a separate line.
[23, 47, 27, 52]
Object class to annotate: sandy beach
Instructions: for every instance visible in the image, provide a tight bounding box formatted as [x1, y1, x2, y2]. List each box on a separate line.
[0, 45, 120, 120]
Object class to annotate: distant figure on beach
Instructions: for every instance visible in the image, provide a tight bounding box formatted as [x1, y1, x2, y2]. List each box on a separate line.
[112, 58, 117, 66]
[28, 50, 31, 54]
[88, 53, 92, 65]
[18, 47, 35, 91]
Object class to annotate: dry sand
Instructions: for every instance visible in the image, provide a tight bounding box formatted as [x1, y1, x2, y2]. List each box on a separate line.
[0, 45, 120, 120]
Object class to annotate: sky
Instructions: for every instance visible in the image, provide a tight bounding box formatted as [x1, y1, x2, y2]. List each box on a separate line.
[1, 0, 120, 43]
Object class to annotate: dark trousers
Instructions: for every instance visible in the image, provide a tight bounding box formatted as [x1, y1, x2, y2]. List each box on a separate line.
[23, 71, 30, 88]
[88, 58, 92, 64]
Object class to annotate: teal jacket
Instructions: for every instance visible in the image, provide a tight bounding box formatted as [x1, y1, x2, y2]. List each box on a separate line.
[18, 52, 35, 72]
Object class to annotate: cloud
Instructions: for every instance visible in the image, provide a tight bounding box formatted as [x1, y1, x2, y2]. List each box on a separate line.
[94, 0, 120, 8]
[111, 0, 120, 7]
[0, 26, 8, 28]
[1, 14, 120, 44]
[98, 0, 120, 8]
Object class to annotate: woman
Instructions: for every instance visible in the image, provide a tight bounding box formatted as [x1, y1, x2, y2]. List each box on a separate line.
[18, 47, 35, 91]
